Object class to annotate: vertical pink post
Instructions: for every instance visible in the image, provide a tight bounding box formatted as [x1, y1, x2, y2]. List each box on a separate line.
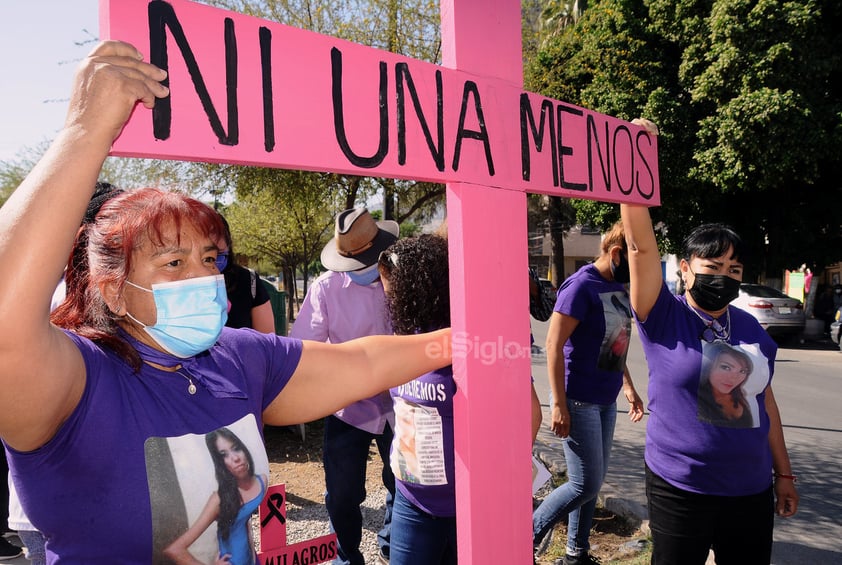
[441, 1, 533, 562]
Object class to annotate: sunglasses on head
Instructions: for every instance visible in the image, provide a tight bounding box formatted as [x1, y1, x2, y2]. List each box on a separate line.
[378, 250, 398, 268]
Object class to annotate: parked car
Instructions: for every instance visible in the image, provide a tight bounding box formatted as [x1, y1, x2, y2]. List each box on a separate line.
[528, 275, 558, 322]
[830, 306, 842, 352]
[538, 278, 557, 296]
[730, 283, 806, 342]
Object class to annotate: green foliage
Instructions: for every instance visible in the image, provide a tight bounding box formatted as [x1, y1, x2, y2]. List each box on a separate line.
[0, 141, 53, 208]
[199, 0, 446, 280]
[527, 0, 842, 277]
[219, 166, 346, 275]
[0, 160, 31, 209]
[0, 142, 212, 208]
[398, 221, 422, 238]
[525, 0, 670, 257]
[100, 157, 203, 193]
[206, 0, 441, 61]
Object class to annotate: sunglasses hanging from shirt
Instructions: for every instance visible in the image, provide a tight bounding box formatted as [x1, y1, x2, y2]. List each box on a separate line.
[689, 305, 731, 343]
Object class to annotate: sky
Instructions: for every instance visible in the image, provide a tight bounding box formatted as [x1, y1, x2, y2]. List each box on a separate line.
[0, 1, 100, 162]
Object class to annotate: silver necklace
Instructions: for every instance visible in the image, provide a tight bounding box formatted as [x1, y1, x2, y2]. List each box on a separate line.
[688, 304, 731, 343]
[176, 370, 198, 395]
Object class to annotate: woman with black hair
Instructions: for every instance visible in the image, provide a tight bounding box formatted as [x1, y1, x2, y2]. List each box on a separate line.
[215, 214, 275, 334]
[621, 118, 798, 565]
[164, 427, 266, 565]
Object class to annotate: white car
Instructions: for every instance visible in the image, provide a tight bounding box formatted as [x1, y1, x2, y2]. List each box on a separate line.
[830, 307, 842, 352]
[730, 284, 806, 342]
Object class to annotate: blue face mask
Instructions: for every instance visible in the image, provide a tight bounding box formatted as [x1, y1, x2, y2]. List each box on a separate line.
[347, 264, 381, 286]
[125, 275, 228, 358]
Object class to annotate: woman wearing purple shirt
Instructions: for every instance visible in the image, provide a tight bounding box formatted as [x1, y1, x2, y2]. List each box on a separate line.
[531, 221, 643, 565]
[378, 235, 457, 565]
[621, 118, 798, 565]
[0, 41, 451, 563]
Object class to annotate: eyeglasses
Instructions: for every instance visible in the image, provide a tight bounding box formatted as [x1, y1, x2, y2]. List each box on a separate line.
[378, 250, 398, 268]
[215, 251, 230, 272]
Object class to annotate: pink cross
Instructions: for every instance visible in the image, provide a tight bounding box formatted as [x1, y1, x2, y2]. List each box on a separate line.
[102, 1, 659, 561]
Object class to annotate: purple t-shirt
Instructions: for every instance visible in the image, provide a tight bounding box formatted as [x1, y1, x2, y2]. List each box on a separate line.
[637, 284, 776, 496]
[6, 327, 302, 564]
[389, 366, 455, 517]
[554, 263, 632, 404]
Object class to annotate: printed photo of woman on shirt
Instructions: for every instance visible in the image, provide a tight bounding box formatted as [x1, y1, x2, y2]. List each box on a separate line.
[697, 342, 768, 428]
[146, 415, 269, 564]
[597, 291, 633, 372]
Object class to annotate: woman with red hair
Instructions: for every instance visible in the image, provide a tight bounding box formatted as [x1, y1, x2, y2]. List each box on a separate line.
[0, 40, 450, 563]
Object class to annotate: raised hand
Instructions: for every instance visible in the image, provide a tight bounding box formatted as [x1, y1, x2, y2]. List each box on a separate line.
[64, 40, 169, 146]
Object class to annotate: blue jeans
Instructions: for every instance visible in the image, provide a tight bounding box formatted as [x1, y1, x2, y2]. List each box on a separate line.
[323, 415, 395, 565]
[532, 399, 616, 554]
[390, 488, 457, 565]
[17, 530, 46, 565]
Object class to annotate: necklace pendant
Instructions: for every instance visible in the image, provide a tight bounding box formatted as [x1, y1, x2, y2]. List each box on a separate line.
[188, 382, 197, 395]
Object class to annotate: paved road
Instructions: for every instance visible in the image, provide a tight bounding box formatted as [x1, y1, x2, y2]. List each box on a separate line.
[530, 317, 842, 565]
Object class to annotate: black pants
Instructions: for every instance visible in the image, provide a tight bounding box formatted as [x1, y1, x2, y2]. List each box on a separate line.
[645, 464, 774, 565]
[323, 415, 395, 565]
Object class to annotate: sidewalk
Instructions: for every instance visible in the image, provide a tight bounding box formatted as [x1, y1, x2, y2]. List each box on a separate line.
[529, 321, 650, 533]
[531, 403, 649, 532]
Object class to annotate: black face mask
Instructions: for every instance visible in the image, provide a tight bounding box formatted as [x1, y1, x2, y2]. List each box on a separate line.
[610, 252, 630, 284]
[688, 271, 741, 311]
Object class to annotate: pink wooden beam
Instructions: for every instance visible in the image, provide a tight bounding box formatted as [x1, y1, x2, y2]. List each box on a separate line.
[441, 2, 533, 562]
[100, 1, 662, 561]
[101, 0, 659, 206]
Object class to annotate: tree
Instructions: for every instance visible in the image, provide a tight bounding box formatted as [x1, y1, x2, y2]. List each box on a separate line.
[201, 0, 446, 286]
[205, 0, 446, 219]
[0, 144, 200, 206]
[208, 0, 441, 61]
[220, 167, 345, 322]
[526, 0, 842, 281]
[522, 0, 597, 285]
[0, 152, 35, 208]
[677, 0, 842, 277]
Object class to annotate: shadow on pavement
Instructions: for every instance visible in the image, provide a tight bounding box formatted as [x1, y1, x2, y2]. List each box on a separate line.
[781, 335, 839, 351]
[772, 542, 841, 565]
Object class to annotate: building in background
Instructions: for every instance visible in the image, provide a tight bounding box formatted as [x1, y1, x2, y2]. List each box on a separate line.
[529, 225, 602, 284]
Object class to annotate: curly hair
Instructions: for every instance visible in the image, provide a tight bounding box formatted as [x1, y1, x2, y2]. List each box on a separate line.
[378, 234, 450, 335]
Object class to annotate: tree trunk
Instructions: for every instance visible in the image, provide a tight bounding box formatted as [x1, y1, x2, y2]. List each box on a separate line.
[548, 196, 566, 286]
[282, 265, 296, 325]
[383, 178, 397, 221]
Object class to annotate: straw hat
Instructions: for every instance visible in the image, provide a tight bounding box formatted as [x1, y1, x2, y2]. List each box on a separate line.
[320, 207, 399, 272]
